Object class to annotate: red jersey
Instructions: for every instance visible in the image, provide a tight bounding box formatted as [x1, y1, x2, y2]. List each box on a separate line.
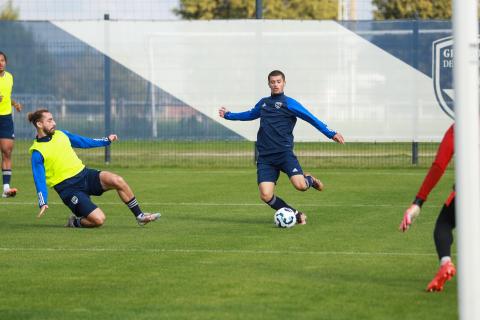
[416, 124, 454, 202]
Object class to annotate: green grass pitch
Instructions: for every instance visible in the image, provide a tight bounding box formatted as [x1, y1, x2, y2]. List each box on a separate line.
[0, 167, 457, 319]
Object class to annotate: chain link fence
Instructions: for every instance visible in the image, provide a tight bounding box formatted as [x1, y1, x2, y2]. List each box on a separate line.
[2, 19, 451, 169]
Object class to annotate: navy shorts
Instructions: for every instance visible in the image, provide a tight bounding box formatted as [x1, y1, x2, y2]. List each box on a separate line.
[0, 114, 14, 139]
[54, 168, 105, 218]
[257, 152, 304, 184]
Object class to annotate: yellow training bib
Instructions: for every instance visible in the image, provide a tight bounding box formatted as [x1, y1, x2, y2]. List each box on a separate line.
[0, 71, 13, 115]
[29, 131, 85, 187]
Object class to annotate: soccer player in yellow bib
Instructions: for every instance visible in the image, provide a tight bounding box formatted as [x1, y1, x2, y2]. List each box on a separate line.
[0, 51, 22, 198]
[28, 109, 161, 227]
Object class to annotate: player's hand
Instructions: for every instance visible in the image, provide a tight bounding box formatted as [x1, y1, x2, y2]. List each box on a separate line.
[108, 134, 118, 142]
[218, 107, 229, 118]
[37, 205, 49, 218]
[333, 133, 345, 144]
[12, 101, 22, 112]
[399, 204, 421, 232]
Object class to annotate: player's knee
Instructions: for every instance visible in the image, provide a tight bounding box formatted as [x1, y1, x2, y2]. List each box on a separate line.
[94, 216, 106, 227]
[112, 175, 126, 188]
[260, 191, 273, 203]
[293, 181, 308, 191]
[91, 212, 106, 226]
[1, 149, 11, 158]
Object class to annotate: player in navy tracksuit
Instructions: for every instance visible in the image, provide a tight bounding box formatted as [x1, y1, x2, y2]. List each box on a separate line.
[219, 70, 345, 224]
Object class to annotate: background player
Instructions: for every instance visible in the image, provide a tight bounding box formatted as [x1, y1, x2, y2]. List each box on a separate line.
[399, 124, 455, 292]
[28, 109, 161, 227]
[0, 51, 22, 197]
[219, 70, 344, 224]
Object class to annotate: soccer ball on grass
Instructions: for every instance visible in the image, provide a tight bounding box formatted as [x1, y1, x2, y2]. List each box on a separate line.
[274, 207, 296, 228]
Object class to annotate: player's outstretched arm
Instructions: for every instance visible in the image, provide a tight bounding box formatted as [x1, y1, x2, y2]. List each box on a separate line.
[218, 107, 229, 118]
[37, 205, 49, 218]
[31, 151, 49, 215]
[400, 125, 453, 232]
[399, 204, 421, 232]
[63, 130, 112, 149]
[286, 98, 342, 141]
[333, 133, 345, 144]
[219, 101, 262, 121]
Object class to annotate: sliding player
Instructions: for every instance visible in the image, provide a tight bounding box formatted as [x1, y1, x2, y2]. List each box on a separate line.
[28, 109, 161, 227]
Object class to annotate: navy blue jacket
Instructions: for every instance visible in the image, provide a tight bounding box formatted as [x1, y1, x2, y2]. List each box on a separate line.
[225, 93, 336, 156]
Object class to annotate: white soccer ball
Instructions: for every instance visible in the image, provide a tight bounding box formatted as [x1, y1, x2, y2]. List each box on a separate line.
[274, 207, 296, 228]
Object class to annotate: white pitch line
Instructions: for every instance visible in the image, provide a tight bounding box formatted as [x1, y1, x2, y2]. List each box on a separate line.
[125, 170, 452, 177]
[0, 201, 434, 208]
[0, 247, 438, 257]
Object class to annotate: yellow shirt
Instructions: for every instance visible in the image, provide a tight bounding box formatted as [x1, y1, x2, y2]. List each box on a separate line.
[0, 71, 13, 116]
[29, 131, 85, 187]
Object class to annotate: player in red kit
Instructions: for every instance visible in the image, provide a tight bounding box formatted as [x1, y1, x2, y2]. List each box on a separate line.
[399, 124, 456, 292]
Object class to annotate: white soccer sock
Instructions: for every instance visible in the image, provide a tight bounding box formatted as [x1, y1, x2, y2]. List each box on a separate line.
[440, 256, 452, 266]
[3, 184, 10, 192]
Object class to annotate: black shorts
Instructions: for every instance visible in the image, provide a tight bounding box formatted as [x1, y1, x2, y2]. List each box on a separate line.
[256, 151, 304, 184]
[54, 168, 105, 218]
[0, 114, 14, 139]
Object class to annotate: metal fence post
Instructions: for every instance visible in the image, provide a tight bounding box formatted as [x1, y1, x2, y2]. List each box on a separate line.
[104, 13, 111, 164]
[254, 0, 261, 164]
[411, 17, 419, 166]
[412, 141, 418, 165]
[256, 0, 262, 19]
[412, 16, 419, 70]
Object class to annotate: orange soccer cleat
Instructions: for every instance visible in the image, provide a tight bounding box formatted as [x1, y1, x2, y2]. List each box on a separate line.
[426, 261, 456, 292]
[2, 187, 17, 198]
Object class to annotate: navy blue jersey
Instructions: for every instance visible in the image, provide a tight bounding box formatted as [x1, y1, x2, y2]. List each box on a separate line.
[224, 93, 336, 156]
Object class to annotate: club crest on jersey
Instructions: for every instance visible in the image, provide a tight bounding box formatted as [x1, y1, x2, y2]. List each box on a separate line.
[274, 102, 283, 109]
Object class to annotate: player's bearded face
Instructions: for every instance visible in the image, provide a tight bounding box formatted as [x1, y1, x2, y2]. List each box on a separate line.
[268, 76, 285, 94]
[41, 113, 56, 136]
[45, 125, 55, 136]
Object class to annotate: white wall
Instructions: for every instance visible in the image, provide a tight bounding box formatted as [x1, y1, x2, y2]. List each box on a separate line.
[53, 20, 452, 142]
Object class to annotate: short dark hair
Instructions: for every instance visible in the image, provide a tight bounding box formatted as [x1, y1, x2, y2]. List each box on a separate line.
[268, 70, 285, 81]
[27, 109, 49, 128]
[0, 51, 7, 63]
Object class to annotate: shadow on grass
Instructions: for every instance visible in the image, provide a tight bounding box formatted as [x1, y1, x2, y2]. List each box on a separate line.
[173, 214, 267, 225]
